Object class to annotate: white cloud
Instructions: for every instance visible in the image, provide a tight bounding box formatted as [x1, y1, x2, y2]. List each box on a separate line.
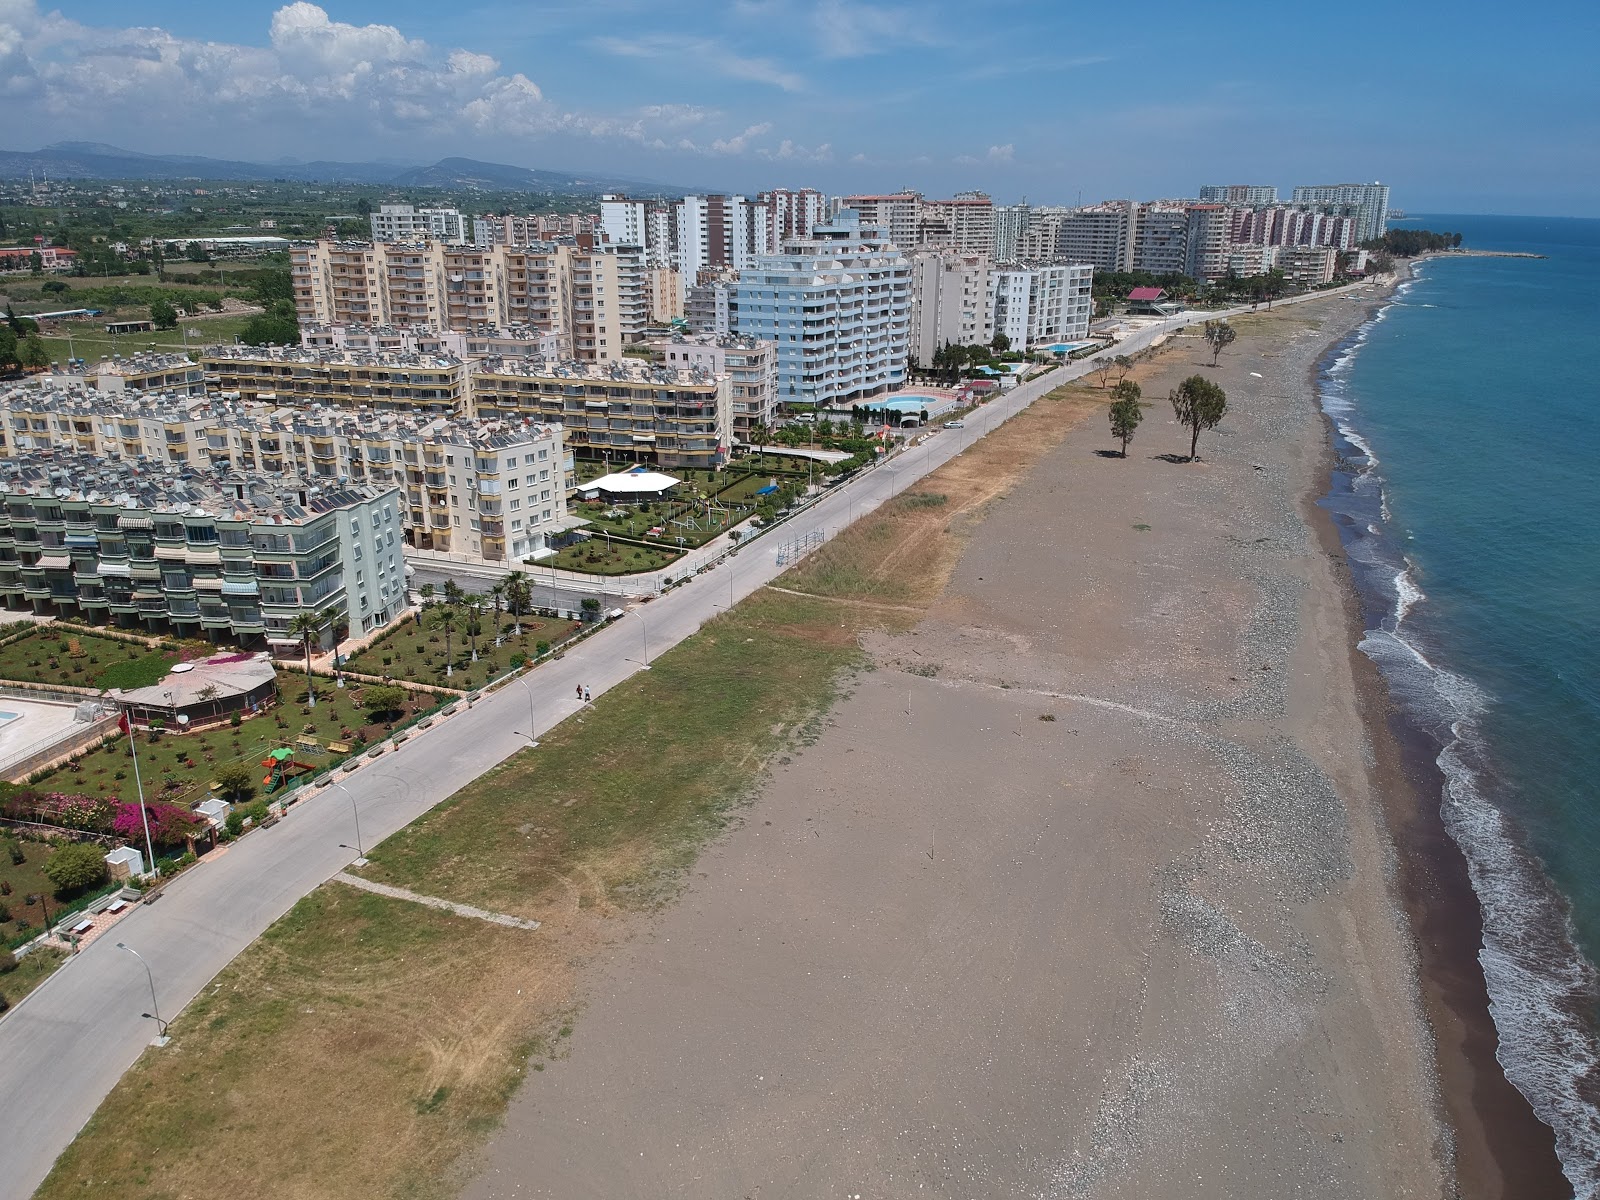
[987, 143, 1014, 162]
[0, 1, 812, 161]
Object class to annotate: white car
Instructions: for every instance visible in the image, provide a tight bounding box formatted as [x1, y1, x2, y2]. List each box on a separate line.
[943, 419, 966, 429]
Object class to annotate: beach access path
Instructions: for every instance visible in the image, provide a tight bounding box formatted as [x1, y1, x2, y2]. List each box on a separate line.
[0, 280, 1384, 1200]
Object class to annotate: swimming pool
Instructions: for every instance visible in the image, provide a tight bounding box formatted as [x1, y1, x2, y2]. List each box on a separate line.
[1040, 341, 1097, 355]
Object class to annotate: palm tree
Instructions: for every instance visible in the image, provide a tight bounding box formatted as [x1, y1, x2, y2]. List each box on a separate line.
[488, 581, 506, 646]
[504, 573, 531, 638]
[466, 596, 483, 662]
[433, 606, 459, 678]
[288, 611, 323, 708]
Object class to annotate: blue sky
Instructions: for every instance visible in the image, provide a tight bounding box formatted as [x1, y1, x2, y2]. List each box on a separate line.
[5, 0, 1597, 214]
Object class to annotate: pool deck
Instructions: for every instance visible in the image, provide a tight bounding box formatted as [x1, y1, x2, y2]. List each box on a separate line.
[0, 695, 94, 775]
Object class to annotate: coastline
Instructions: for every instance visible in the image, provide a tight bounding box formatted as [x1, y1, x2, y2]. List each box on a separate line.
[463, 288, 1459, 1197]
[1312, 265, 1574, 1197]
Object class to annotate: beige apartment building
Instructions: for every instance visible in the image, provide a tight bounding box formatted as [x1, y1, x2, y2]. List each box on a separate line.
[290, 236, 640, 363]
[648, 333, 777, 440]
[469, 358, 732, 471]
[200, 347, 468, 413]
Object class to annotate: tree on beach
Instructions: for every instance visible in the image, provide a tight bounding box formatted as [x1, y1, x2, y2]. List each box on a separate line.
[1170, 375, 1228, 461]
[1108, 381, 1144, 458]
[1113, 355, 1132, 385]
[1204, 320, 1236, 367]
[1094, 357, 1116, 389]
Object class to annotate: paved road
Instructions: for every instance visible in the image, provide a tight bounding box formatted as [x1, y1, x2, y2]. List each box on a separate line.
[0, 284, 1379, 1200]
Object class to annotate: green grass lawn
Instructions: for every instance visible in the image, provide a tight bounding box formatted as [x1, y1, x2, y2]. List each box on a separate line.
[341, 607, 582, 689]
[0, 836, 58, 944]
[0, 627, 181, 691]
[0, 944, 67, 1009]
[544, 539, 681, 575]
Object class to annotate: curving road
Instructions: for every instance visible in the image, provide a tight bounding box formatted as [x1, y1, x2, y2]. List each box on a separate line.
[0, 284, 1378, 1200]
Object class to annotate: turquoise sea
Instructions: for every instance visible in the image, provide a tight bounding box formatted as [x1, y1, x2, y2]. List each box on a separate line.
[1319, 214, 1600, 1195]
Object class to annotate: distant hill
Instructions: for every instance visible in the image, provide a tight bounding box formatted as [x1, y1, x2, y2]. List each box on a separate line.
[0, 143, 689, 194]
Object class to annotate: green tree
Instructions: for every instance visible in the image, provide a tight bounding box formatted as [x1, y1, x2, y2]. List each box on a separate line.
[1203, 320, 1236, 367]
[1094, 356, 1116, 389]
[1113, 354, 1133, 384]
[214, 762, 257, 803]
[239, 300, 300, 346]
[42, 842, 109, 896]
[19, 334, 48, 370]
[362, 684, 407, 719]
[990, 331, 1010, 353]
[288, 611, 324, 708]
[0, 326, 20, 373]
[149, 298, 179, 330]
[1169, 375, 1228, 461]
[1108, 380, 1143, 457]
[465, 596, 483, 662]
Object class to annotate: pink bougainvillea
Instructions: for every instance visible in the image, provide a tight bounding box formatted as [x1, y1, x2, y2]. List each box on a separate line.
[113, 801, 202, 847]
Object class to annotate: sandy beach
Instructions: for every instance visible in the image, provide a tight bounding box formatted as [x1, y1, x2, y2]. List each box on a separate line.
[458, 293, 1536, 1198]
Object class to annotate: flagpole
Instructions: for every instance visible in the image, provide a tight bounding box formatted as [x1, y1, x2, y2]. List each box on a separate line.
[121, 710, 156, 878]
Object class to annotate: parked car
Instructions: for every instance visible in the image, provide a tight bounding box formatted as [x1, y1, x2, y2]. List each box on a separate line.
[943, 419, 966, 429]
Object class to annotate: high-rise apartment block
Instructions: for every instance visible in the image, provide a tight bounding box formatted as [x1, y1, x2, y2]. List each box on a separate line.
[838, 191, 994, 255]
[759, 188, 829, 243]
[907, 250, 993, 367]
[472, 212, 596, 248]
[1290, 182, 1390, 243]
[733, 210, 910, 407]
[370, 204, 470, 244]
[989, 264, 1093, 352]
[1199, 185, 1279, 206]
[290, 236, 641, 362]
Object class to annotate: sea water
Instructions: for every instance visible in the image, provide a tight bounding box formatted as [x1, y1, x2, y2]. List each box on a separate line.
[1319, 214, 1600, 1195]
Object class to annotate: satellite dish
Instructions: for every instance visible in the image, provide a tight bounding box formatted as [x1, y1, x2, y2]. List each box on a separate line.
[176, 714, 190, 726]
[170, 662, 195, 674]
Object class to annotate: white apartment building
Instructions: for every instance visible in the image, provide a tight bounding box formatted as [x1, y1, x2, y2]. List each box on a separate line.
[994, 202, 1032, 262]
[838, 192, 923, 249]
[673, 194, 777, 277]
[1290, 182, 1390, 243]
[1054, 202, 1137, 272]
[1185, 205, 1233, 281]
[759, 188, 828, 242]
[1199, 185, 1279, 205]
[908, 250, 993, 367]
[733, 210, 911, 407]
[1132, 205, 1192, 275]
[988, 264, 1093, 352]
[599, 194, 648, 250]
[370, 204, 470, 244]
[649, 332, 778, 439]
[472, 212, 596, 248]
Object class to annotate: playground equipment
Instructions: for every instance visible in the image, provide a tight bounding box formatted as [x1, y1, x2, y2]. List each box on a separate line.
[261, 747, 316, 793]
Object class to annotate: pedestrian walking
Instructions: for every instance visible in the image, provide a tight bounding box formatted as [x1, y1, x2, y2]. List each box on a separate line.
[576, 685, 583, 700]
[583, 688, 592, 703]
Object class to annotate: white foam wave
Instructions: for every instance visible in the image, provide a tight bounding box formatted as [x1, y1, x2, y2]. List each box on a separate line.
[1438, 737, 1600, 1199]
[1395, 564, 1424, 623]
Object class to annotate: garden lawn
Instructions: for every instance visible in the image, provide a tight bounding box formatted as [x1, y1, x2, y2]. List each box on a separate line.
[37, 313, 254, 367]
[0, 627, 182, 691]
[340, 608, 581, 689]
[17, 672, 440, 811]
[0, 838, 56, 944]
[0, 945, 67, 1009]
[544, 539, 681, 575]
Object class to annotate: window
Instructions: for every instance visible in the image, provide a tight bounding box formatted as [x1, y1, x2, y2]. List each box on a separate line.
[510, 498, 520, 511]
[508, 477, 520, 489]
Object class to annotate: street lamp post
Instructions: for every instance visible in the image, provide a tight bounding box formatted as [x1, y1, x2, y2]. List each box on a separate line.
[332, 782, 366, 866]
[115, 942, 170, 1046]
[517, 675, 536, 732]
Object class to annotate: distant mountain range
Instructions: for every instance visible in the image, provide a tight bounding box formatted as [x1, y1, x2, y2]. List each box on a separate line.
[0, 143, 688, 195]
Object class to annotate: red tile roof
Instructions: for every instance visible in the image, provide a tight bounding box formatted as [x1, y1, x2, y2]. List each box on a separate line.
[1128, 287, 1166, 301]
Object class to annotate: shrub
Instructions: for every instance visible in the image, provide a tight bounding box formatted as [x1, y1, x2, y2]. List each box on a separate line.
[229, 712, 242, 728]
[535, 641, 550, 657]
[224, 810, 245, 837]
[362, 684, 407, 719]
[0, 949, 13, 972]
[42, 842, 109, 895]
[245, 799, 270, 825]
[508, 653, 526, 670]
[5, 840, 23, 866]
